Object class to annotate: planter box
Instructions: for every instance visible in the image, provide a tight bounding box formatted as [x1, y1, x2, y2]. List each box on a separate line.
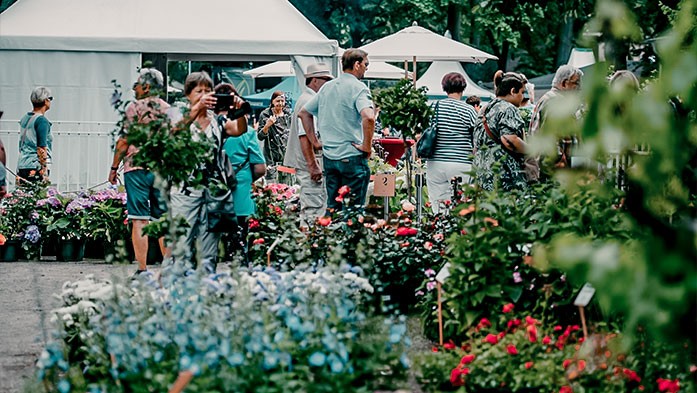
[0, 240, 23, 262]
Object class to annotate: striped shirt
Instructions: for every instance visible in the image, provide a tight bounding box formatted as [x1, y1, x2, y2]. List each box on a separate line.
[428, 98, 477, 164]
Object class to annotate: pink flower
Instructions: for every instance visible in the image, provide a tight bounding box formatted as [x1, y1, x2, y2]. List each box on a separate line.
[542, 336, 552, 345]
[402, 201, 416, 212]
[560, 386, 573, 393]
[526, 324, 538, 343]
[433, 233, 444, 241]
[506, 345, 518, 355]
[478, 318, 492, 329]
[426, 281, 437, 291]
[450, 367, 469, 386]
[317, 216, 332, 226]
[525, 316, 538, 326]
[563, 359, 572, 369]
[248, 218, 260, 230]
[525, 361, 534, 369]
[502, 303, 515, 313]
[424, 269, 436, 277]
[444, 340, 456, 350]
[623, 368, 641, 383]
[338, 185, 350, 197]
[253, 238, 265, 245]
[507, 319, 521, 330]
[424, 241, 433, 250]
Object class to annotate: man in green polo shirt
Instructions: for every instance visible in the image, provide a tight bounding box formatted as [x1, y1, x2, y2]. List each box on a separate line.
[299, 49, 376, 213]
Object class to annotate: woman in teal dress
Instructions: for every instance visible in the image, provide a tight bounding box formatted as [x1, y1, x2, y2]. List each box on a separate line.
[473, 71, 529, 191]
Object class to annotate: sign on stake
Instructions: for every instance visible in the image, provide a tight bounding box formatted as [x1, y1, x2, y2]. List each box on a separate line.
[573, 283, 596, 339]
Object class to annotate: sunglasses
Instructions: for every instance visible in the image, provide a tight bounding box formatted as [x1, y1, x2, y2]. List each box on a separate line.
[47, 96, 54, 101]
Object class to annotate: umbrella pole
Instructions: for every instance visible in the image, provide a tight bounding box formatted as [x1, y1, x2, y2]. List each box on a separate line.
[412, 56, 417, 85]
[404, 60, 408, 79]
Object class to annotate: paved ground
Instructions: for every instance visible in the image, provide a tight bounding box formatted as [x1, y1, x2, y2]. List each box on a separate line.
[0, 260, 155, 393]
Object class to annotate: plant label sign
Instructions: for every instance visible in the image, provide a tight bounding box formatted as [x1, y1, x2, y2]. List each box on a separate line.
[373, 173, 396, 197]
[436, 262, 451, 284]
[573, 283, 596, 307]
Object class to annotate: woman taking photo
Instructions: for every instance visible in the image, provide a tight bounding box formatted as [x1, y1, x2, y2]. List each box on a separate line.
[473, 71, 529, 191]
[17, 86, 54, 185]
[169, 71, 247, 273]
[426, 72, 478, 214]
[257, 90, 291, 183]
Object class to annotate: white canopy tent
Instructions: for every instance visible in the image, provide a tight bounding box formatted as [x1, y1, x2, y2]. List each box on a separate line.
[244, 60, 412, 80]
[0, 0, 338, 190]
[416, 61, 494, 100]
[567, 48, 596, 69]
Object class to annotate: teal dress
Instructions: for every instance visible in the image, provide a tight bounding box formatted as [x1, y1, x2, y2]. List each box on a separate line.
[223, 128, 266, 217]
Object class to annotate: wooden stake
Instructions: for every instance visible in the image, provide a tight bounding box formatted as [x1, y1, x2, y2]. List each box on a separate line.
[412, 56, 417, 85]
[437, 281, 444, 346]
[169, 370, 194, 393]
[266, 235, 285, 268]
[579, 306, 589, 339]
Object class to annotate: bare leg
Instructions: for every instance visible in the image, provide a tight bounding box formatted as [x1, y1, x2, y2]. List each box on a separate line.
[131, 219, 148, 271]
[159, 237, 170, 259]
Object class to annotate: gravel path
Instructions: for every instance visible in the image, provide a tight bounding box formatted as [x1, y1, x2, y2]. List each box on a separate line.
[0, 260, 153, 393]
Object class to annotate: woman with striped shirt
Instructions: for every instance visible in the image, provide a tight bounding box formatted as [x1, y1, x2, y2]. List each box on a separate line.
[426, 72, 478, 213]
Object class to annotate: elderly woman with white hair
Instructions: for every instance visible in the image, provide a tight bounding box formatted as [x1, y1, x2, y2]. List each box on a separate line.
[17, 86, 54, 185]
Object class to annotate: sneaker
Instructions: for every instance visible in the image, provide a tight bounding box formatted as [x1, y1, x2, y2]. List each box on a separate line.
[131, 269, 147, 279]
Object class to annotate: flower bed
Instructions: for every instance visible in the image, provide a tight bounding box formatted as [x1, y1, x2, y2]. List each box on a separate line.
[38, 265, 410, 392]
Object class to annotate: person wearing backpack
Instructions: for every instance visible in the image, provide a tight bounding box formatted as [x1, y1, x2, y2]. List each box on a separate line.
[17, 87, 53, 185]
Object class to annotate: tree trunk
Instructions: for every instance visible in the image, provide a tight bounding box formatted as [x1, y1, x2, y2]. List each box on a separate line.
[447, 2, 462, 41]
[499, 40, 510, 70]
[555, 14, 574, 67]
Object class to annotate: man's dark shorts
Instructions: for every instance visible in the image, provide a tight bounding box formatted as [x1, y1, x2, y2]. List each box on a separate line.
[124, 169, 166, 220]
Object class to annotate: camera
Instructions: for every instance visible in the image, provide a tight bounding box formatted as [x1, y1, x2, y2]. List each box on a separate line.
[213, 93, 252, 120]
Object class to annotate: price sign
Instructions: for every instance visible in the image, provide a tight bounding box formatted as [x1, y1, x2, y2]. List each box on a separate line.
[373, 173, 396, 197]
[573, 283, 596, 307]
[435, 263, 451, 284]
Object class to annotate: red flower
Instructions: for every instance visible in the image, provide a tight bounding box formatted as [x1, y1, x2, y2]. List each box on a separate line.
[0, 234, 5, 246]
[554, 325, 563, 331]
[623, 368, 642, 383]
[396, 227, 418, 236]
[526, 324, 538, 343]
[444, 340, 457, 350]
[478, 318, 492, 329]
[525, 316, 538, 326]
[525, 361, 534, 369]
[431, 346, 439, 352]
[657, 378, 680, 392]
[424, 241, 433, 250]
[248, 218, 260, 230]
[338, 185, 350, 197]
[506, 345, 518, 355]
[460, 354, 476, 365]
[317, 216, 332, 226]
[253, 238, 265, 245]
[483, 334, 499, 345]
[560, 386, 573, 393]
[450, 367, 469, 386]
[502, 303, 515, 313]
[542, 336, 552, 345]
[569, 325, 580, 332]
[563, 359, 572, 369]
[578, 360, 586, 372]
[507, 319, 521, 330]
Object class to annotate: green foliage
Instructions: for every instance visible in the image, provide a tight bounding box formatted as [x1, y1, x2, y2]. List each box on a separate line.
[373, 79, 433, 140]
[536, 0, 697, 343]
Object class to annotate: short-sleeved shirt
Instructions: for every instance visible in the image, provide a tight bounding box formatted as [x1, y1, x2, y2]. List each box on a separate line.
[17, 112, 52, 170]
[224, 129, 265, 216]
[429, 98, 478, 164]
[283, 86, 317, 169]
[302, 72, 373, 160]
[123, 97, 170, 172]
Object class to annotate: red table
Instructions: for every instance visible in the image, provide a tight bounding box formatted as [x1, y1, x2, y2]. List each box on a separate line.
[376, 138, 415, 167]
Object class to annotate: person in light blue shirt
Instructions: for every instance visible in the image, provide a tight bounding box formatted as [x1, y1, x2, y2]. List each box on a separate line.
[299, 49, 376, 213]
[217, 83, 266, 264]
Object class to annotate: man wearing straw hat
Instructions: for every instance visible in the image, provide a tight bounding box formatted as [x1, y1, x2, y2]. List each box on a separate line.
[283, 63, 333, 226]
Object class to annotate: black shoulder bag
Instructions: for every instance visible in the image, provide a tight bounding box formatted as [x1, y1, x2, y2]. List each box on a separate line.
[416, 102, 440, 159]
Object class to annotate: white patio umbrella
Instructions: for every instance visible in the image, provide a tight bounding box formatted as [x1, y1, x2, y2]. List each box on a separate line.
[416, 61, 494, 99]
[359, 22, 497, 81]
[244, 60, 411, 80]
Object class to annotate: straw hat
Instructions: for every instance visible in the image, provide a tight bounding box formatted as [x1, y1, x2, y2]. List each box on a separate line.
[305, 63, 333, 79]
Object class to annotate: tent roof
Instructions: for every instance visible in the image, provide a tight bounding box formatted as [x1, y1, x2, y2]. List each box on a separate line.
[416, 61, 494, 99]
[244, 60, 412, 80]
[359, 23, 497, 63]
[243, 77, 302, 109]
[0, 0, 338, 57]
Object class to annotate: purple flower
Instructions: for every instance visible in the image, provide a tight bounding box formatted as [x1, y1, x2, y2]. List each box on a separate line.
[513, 271, 522, 283]
[426, 281, 436, 291]
[24, 225, 41, 244]
[424, 269, 436, 277]
[31, 211, 40, 221]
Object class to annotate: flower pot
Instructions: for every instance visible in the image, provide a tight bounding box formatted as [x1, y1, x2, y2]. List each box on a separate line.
[56, 239, 85, 262]
[0, 240, 22, 262]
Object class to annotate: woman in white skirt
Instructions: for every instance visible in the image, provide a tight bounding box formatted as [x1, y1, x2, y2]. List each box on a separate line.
[426, 72, 478, 214]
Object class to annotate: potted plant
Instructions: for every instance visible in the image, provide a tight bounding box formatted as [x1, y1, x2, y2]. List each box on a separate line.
[373, 79, 433, 198]
[39, 191, 90, 261]
[0, 187, 45, 261]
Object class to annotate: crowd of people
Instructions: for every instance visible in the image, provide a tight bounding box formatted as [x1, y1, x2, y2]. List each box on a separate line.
[0, 50, 639, 275]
